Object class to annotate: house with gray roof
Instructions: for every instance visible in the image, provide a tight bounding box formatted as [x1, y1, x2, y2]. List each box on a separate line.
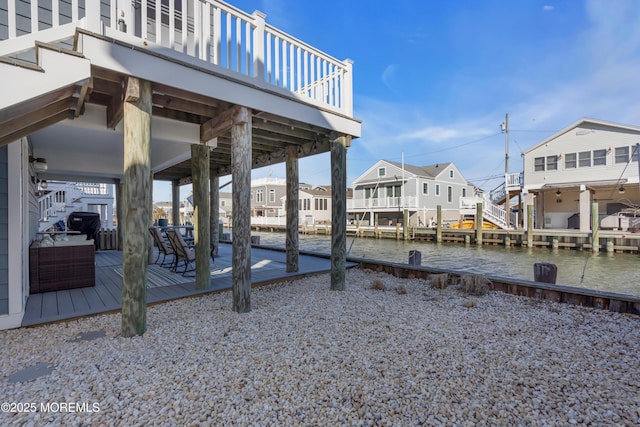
[349, 160, 476, 227]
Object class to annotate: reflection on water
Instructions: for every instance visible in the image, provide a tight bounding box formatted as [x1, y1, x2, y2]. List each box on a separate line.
[253, 231, 640, 297]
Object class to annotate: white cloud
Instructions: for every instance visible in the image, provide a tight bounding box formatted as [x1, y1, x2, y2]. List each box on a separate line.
[381, 64, 398, 93]
[542, 5, 554, 12]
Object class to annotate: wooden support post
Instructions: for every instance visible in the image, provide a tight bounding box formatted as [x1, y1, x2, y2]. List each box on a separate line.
[115, 179, 123, 251]
[286, 145, 299, 272]
[591, 201, 599, 253]
[527, 204, 534, 248]
[436, 205, 442, 243]
[148, 173, 154, 264]
[121, 77, 151, 337]
[403, 209, 409, 241]
[192, 144, 211, 290]
[210, 175, 220, 256]
[171, 179, 180, 226]
[231, 106, 252, 312]
[475, 202, 483, 245]
[330, 136, 349, 291]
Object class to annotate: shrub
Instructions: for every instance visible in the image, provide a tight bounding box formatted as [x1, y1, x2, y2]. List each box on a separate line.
[370, 278, 385, 291]
[396, 283, 407, 295]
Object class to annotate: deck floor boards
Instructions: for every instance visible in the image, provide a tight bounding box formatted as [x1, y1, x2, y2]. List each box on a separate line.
[22, 243, 350, 327]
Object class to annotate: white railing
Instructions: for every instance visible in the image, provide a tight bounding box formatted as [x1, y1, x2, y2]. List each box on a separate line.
[76, 182, 112, 197]
[350, 196, 418, 210]
[460, 195, 508, 229]
[490, 172, 523, 204]
[38, 183, 82, 222]
[251, 216, 287, 226]
[506, 172, 523, 189]
[0, 0, 353, 116]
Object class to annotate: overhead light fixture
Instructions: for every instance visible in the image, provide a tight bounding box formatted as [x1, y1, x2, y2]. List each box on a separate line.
[619, 186, 625, 194]
[29, 155, 48, 172]
[556, 189, 561, 197]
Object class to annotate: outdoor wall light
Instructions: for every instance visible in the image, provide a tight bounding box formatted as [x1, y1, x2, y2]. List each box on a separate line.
[29, 155, 48, 172]
[619, 186, 625, 194]
[555, 189, 562, 197]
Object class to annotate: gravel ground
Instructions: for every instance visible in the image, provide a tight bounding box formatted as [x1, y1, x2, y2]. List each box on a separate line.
[1, 268, 639, 426]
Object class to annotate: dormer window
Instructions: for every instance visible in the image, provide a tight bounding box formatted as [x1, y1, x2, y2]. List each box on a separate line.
[378, 167, 386, 177]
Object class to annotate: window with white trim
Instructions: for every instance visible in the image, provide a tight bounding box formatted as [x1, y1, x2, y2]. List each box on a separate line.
[565, 153, 576, 168]
[578, 151, 591, 167]
[447, 186, 453, 203]
[615, 146, 629, 164]
[378, 167, 386, 177]
[435, 184, 440, 196]
[422, 183, 428, 195]
[593, 149, 606, 166]
[534, 157, 545, 171]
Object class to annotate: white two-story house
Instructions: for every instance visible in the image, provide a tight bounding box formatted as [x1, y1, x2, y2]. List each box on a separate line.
[349, 160, 476, 227]
[522, 118, 640, 231]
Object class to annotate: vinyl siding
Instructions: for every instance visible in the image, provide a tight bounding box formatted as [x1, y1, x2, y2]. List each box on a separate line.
[0, 146, 8, 314]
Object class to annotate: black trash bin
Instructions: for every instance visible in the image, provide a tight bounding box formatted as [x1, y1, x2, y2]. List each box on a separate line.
[67, 211, 101, 249]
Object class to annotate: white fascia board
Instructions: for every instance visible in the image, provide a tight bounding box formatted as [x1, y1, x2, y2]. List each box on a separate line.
[80, 34, 361, 138]
[0, 48, 90, 109]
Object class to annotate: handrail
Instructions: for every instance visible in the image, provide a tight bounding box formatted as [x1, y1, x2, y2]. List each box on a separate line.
[1, 0, 353, 116]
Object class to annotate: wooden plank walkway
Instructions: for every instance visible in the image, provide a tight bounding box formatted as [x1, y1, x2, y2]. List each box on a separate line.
[22, 243, 350, 327]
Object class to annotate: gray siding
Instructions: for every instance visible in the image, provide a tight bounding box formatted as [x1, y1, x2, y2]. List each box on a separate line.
[0, 146, 8, 314]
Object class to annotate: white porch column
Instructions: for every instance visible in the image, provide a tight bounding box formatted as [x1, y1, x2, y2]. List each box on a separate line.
[579, 185, 591, 232]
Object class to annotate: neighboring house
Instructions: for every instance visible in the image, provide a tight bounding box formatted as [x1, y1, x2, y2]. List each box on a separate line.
[250, 178, 333, 226]
[349, 160, 476, 227]
[522, 118, 640, 231]
[288, 185, 332, 226]
[182, 191, 232, 225]
[36, 180, 115, 231]
[251, 177, 287, 219]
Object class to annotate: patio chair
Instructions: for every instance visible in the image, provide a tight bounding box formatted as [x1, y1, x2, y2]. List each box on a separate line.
[149, 227, 174, 267]
[165, 228, 196, 276]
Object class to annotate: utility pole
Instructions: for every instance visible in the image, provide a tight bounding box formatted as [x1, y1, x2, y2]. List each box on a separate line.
[501, 113, 510, 228]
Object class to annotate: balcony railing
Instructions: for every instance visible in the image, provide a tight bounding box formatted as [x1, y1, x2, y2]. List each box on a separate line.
[350, 196, 418, 210]
[1, 0, 353, 116]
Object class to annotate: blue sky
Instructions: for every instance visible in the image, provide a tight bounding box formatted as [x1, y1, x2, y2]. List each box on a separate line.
[155, 0, 640, 201]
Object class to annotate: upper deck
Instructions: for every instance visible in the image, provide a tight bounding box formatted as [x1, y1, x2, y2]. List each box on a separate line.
[0, 0, 360, 181]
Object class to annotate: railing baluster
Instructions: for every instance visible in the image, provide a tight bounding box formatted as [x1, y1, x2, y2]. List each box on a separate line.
[282, 40, 288, 89]
[289, 43, 295, 90]
[213, 5, 221, 65]
[155, 0, 161, 44]
[52, 0, 59, 27]
[225, 12, 231, 68]
[265, 31, 271, 82]
[274, 35, 280, 86]
[235, 16, 241, 72]
[244, 17, 250, 74]
[141, 0, 148, 40]
[203, 2, 211, 61]
[71, 0, 78, 22]
[193, 0, 200, 58]
[30, 1, 38, 33]
[168, 0, 175, 48]
[182, 0, 189, 54]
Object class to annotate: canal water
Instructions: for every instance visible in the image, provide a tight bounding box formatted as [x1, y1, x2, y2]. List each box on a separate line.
[251, 231, 640, 297]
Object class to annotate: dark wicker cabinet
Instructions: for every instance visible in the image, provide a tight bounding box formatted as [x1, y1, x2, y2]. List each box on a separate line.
[29, 245, 96, 293]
